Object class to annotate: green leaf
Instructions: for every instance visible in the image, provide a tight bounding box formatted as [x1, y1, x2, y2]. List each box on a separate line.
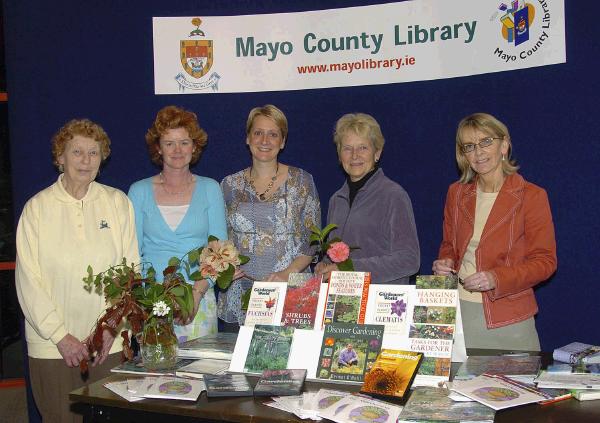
[216, 264, 235, 290]
[239, 255, 250, 265]
[188, 248, 200, 264]
[174, 296, 190, 321]
[169, 285, 184, 297]
[320, 223, 338, 240]
[337, 258, 354, 271]
[168, 257, 181, 267]
[188, 271, 203, 281]
[309, 233, 320, 243]
[241, 288, 251, 310]
[309, 225, 321, 234]
[208, 235, 219, 242]
[147, 266, 156, 280]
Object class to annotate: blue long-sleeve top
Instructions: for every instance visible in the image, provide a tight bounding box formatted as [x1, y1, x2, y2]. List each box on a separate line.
[128, 175, 227, 282]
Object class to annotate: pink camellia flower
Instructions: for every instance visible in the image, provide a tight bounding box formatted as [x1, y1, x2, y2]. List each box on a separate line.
[327, 241, 350, 263]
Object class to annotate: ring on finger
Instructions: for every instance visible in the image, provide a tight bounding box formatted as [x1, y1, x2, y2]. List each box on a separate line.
[478, 282, 481, 289]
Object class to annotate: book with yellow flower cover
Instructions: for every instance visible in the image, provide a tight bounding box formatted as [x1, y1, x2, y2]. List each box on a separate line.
[361, 349, 423, 400]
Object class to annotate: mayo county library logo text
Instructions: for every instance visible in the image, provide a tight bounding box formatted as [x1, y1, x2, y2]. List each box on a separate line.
[175, 18, 221, 92]
[492, 0, 553, 63]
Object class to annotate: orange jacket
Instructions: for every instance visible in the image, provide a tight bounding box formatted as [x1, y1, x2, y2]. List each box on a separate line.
[438, 173, 557, 329]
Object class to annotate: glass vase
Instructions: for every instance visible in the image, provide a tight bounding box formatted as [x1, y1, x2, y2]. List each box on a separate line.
[139, 317, 178, 370]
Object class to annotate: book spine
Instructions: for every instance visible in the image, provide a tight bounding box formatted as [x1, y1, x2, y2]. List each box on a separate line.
[357, 273, 371, 324]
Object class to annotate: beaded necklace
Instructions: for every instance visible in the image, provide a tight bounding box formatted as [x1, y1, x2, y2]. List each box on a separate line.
[248, 163, 279, 201]
[159, 172, 194, 196]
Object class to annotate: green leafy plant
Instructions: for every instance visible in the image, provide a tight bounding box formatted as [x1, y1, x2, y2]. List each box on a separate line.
[310, 224, 355, 271]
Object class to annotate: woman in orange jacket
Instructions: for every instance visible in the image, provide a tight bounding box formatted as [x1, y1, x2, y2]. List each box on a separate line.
[433, 113, 557, 351]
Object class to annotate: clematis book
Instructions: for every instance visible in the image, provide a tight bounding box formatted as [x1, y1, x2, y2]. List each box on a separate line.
[409, 275, 458, 386]
[322, 271, 370, 328]
[244, 281, 287, 326]
[361, 349, 423, 400]
[316, 322, 384, 383]
[365, 284, 413, 338]
[280, 273, 323, 329]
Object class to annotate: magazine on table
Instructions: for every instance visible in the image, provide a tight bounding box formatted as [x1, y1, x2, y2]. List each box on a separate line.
[534, 370, 600, 389]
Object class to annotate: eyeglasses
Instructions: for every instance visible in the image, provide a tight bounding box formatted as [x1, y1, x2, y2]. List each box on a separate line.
[340, 144, 371, 155]
[460, 137, 502, 154]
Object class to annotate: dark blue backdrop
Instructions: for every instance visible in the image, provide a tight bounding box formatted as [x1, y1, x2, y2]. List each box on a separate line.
[4, 0, 596, 383]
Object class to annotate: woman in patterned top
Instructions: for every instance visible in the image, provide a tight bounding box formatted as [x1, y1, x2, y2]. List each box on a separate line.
[218, 104, 321, 331]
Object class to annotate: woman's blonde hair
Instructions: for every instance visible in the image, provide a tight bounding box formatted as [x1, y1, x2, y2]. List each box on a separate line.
[246, 104, 288, 142]
[455, 112, 519, 183]
[333, 113, 385, 156]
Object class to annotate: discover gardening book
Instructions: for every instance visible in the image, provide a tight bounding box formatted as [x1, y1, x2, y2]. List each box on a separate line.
[360, 349, 423, 400]
[280, 273, 323, 329]
[316, 322, 384, 383]
[253, 368, 307, 396]
[409, 275, 458, 386]
[244, 325, 295, 373]
[244, 281, 287, 326]
[322, 271, 371, 327]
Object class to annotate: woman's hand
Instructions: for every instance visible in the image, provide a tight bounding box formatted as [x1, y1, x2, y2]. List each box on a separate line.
[266, 271, 288, 282]
[462, 271, 496, 292]
[314, 263, 339, 280]
[57, 333, 89, 368]
[176, 279, 209, 326]
[432, 258, 455, 275]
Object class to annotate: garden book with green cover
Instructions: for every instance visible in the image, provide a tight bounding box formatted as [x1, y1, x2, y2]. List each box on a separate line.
[316, 322, 384, 383]
[253, 368, 307, 396]
[322, 271, 370, 328]
[360, 349, 423, 400]
[244, 325, 295, 374]
[280, 273, 323, 329]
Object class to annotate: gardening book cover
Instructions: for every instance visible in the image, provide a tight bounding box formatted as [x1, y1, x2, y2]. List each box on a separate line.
[244, 281, 287, 326]
[203, 374, 254, 397]
[178, 332, 237, 360]
[360, 349, 423, 400]
[397, 386, 495, 422]
[365, 284, 413, 338]
[454, 355, 542, 381]
[322, 271, 371, 328]
[280, 273, 323, 329]
[409, 275, 458, 386]
[253, 368, 307, 396]
[244, 325, 295, 374]
[143, 376, 206, 401]
[316, 322, 384, 383]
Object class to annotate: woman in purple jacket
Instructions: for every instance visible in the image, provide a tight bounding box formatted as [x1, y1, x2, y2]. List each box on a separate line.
[316, 113, 420, 284]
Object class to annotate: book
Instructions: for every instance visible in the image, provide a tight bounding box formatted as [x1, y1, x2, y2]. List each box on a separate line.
[454, 355, 542, 381]
[253, 369, 307, 396]
[318, 394, 403, 423]
[360, 349, 423, 400]
[409, 275, 458, 386]
[398, 386, 495, 422]
[316, 323, 384, 383]
[244, 325, 295, 373]
[365, 284, 413, 338]
[450, 373, 550, 410]
[203, 374, 254, 397]
[174, 358, 231, 379]
[143, 376, 206, 401]
[553, 342, 600, 365]
[103, 380, 145, 402]
[177, 332, 237, 360]
[280, 273, 323, 329]
[322, 271, 371, 327]
[244, 281, 287, 326]
[310, 388, 348, 412]
[110, 357, 196, 376]
[534, 370, 600, 389]
[570, 388, 600, 401]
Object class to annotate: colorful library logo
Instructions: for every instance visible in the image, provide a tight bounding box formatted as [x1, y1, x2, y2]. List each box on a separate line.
[495, 1, 535, 47]
[174, 18, 221, 92]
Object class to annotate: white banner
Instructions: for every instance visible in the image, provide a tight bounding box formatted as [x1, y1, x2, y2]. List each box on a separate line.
[153, 0, 565, 94]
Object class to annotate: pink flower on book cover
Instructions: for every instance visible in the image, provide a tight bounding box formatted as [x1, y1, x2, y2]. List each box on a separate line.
[390, 299, 407, 317]
[327, 241, 350, 263]
[265, 297, 276, 309]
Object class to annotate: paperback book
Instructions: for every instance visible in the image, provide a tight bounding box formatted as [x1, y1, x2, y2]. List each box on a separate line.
[553, 342, 600, 365]
[143, 376, 206, 401]
[322, 271, 371, 327]
[451, 373, 551, 410]
[361, 349, 423, 400]
[280, 273, 323, 329]
[203, 374, 254, 397]
[409, 275, 458, 386]
[253, 368, 308, 396]
[397, 386, 495, 422]
[454, 355, 542, 381]
[364, 284, 413, 338]
[244, 281, 287, 326]
[318, 394, 403, 423]
[244, 325, 295, 373]
[534, 370, 600, 389]
[110, 357, 196, 376]
[316, 323, 384, 383]
[178, 332, 237, 360]
[174, 358, 230, 379]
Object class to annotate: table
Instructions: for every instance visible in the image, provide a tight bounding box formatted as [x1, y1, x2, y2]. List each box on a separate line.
[70, 351, 600, 423]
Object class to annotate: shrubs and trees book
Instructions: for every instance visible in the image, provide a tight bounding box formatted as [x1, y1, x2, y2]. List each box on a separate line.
[280, 273, 323, 329]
